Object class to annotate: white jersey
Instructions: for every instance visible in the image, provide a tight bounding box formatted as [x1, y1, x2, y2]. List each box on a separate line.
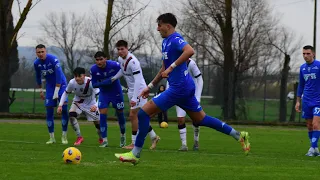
[65, 77, 99, 106]
[117, 52, 147, 102]
[187, 59, 202, 83]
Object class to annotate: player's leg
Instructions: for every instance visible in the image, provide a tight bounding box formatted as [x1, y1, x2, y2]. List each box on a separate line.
[123, 107, 138, 149]
[58, 87, 69, 144]
[98, 94, 109, 147]
[45, 105, 56, 144]
[302, 102, 315, 156]
[112, 98, 126, 147]
[93, 121, 103, 144]
[309, 107, 320, 156]
[176, 106, 188, 151]
[115, 90, 175, 164]
[69, 103, 84, 146]
[181, 96, 250, 155]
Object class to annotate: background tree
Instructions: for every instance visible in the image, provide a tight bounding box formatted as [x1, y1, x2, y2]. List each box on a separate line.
[0, 0, 41, 112]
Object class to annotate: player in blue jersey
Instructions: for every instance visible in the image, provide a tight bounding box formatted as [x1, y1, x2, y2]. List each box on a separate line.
[296, 45, 320, 156]
[33, 44, 69, 144]
[90, 51, 126, 147]
[115, 13, 251, 164]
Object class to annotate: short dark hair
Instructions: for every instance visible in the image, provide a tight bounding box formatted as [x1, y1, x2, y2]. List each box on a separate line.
[36, 44, 46, 49]
[303, 45, 315, 52]
[73, 67, 86, 76]
[157, 13, 177, 27]
[116, 40, 128, 48]
[94, 51, 106, 58]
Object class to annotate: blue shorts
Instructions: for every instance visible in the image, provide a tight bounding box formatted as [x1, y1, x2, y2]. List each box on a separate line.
[98, 93, 124, 110]
[302, 101, 320, 119]
[152, 87, 202, 112]
[45, 85, 67, 107]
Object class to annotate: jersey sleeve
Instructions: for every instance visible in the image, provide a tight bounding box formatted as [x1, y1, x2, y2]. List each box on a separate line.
[33, 62, 42, 86]
[297, 66, 305, 97]
[172, 36, 188, 52]
[65, 80, 74, 93]
[130, 60, 142, 102]
[53, 58, 63, 85]
[189, 60, 202, 78]
[130, 59, 141, 75]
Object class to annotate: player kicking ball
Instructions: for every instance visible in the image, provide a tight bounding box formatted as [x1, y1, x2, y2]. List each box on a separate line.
[115, 13, 250, 165]
[111, 40, 160, 150]
[57, 67, 102, 146]
[167, 58, 203, 151]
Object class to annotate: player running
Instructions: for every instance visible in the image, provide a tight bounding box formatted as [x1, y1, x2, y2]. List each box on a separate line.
[111, 40, 160, 150]
[57, 67, 102, 146]
[115, 13, 250, 165]
[33, 44, 69, 144]
[90, 51, 127, 148]
[167, 58, 203, 151]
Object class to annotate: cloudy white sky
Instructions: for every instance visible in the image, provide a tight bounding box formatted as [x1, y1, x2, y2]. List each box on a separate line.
[12, 0, 317, 65]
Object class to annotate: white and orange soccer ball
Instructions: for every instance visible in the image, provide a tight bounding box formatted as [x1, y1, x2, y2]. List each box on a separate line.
[62, 147, 82, 164]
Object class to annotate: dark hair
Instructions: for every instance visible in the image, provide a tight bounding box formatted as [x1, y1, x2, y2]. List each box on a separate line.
[157, 13, 177, 27]
[73, 67, 86, 76]
[36, 44, 46, 49]
[94, 51, 106, 58]
[116, 40, 128, 48]
[303, 45, 315, 52]
[158, 84, 166, 92]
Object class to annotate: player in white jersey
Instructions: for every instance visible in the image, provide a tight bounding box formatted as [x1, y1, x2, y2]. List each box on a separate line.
[167, 58, 203, 151]
[111, 40, 160, 150]
[57, 67, 102, 146]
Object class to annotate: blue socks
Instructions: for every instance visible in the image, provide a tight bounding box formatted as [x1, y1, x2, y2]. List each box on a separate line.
[199, 115, 232, 134]
[100, 114, 108, 138]
[46, 108, 54, 133]
[309, 131, 313, 143]
[116, 111, 126, 135]
[132, 109, 150, 157]
[311, 131, 320, 148]
[61, 104, 68, 132]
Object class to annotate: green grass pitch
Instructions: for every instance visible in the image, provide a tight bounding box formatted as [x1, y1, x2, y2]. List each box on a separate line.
[0, 120, 319, 180]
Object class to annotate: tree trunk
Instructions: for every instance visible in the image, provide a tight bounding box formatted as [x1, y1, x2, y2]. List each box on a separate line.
[104, 0, 114, 59]
[0, 61, 10, 112]
[279, 54, 290, 122]
[222, 0, 235, 120]
[289, 82, 298, 122]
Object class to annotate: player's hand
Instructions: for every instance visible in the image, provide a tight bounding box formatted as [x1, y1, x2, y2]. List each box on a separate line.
[139, 87, 150, 99]
[57, 106, 62, 115]
[90, 105, 97, 112]
[130, 100, 137, 107]
[295, 102, 301, 112]
[39, 91, 45, 100]
[161, 66, 174, 78]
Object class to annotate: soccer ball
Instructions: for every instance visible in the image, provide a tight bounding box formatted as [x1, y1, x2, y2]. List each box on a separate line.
[62, 147, 82, 164]
[160, 122, 169, 128]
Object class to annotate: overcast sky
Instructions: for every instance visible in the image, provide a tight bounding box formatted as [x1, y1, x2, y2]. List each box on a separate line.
[12, 0, 317, 65]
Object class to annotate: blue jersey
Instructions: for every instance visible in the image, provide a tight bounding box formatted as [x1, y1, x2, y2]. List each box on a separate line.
[162, 32, 194, 90]
[34, 54, 67, 98]
[297, 60, 320, 104]
[90, 60, 123, 96]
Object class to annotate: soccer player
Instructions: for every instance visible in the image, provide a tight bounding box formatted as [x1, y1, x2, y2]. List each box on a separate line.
[90, 51, 126, 148]
[57, 67, 101, 146]
[167, 58, 203, 151]
[33, 44, 69, 144]
[295, 45, 320, 156]
[111, 40, 160, 150]
[115, 13, 250, 165]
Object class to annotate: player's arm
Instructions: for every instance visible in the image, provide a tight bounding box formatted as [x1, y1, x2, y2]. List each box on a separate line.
[58, 82, 73, 107]
[171, 44, 195, 67]
[147, 61, 165, 89]
[53, 59, 63, 99]
[111, 69, 124, 82]
[131, 60, 143, 102]
[34, 63, 42, 89]
[191, 62, 203, 102]
[296, 68, 305, 103]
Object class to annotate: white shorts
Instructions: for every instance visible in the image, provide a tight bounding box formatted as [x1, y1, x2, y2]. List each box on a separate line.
[176, 95, 201, 117]
[70, 102, 100, 121]
[128, 95, 147, 110]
